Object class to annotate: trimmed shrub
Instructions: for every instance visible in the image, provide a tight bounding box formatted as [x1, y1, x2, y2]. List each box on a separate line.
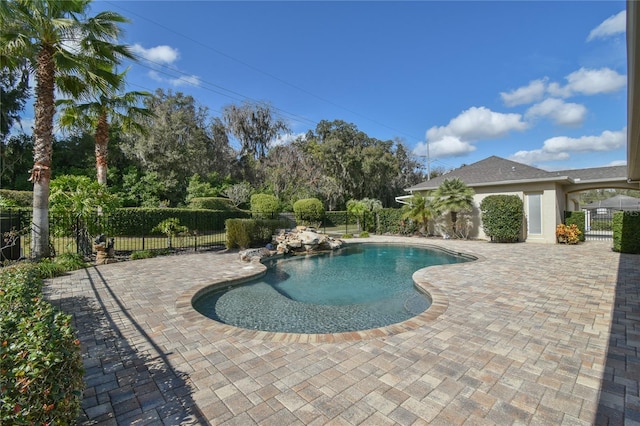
[613, 211, 640, 253]
[480, 195, 523, 243]
[107, 208, 249, 236]
[0, 189, 32, 207]
[293, 198, 324, 226]
[188, 197, 235, 211]
[225, 218, 287, 249]
[564, 210, 586, 242]
[250, 194, 280, 218]
[0, 264, 84, 424]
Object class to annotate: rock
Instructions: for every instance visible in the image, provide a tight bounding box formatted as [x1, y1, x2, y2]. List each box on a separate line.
[275, 229, 344, 254]
[239, 247, 272, 262]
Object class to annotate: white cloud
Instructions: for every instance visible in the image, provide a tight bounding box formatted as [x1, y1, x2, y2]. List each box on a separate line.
[606, 160, 627, 166]
[525, 98, 587, 127]
[419, 107, 527, 159]
[509, 149, 570, 165]
[508, 128, 626, 165]
[547, 67, 626, 98]
[131, 44, 179, 64]
[271, 132, 303, 147]
[500, 79, 547, 107]
[426, 106, 527, 142]
[414, 136, 476, 158]
[171, 75, 201, 87]
[542, 128, 626, 153]
[587, 10, 626, 41]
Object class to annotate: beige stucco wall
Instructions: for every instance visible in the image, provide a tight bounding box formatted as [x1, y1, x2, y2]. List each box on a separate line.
[414, 181, 565, 244]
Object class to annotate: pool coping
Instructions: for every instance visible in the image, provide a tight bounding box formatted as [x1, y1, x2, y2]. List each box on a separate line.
[175, 240, 484, 343]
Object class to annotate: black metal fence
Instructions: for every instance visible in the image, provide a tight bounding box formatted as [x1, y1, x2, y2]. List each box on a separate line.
[0, 209, 366, 260]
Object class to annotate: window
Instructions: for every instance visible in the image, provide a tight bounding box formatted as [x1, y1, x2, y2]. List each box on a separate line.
[527, 193, 542, 235]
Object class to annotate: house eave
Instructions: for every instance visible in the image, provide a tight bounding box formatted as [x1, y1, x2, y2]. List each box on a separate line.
[405, 176, 571, 193]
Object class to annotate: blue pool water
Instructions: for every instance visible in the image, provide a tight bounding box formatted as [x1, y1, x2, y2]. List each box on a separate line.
[193, 244, 470, 334]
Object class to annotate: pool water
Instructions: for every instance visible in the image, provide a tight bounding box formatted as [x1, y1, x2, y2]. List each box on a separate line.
[193, 244, 470, 334]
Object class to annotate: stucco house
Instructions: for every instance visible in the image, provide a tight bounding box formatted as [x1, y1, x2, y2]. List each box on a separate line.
[397, 156, 634, 243]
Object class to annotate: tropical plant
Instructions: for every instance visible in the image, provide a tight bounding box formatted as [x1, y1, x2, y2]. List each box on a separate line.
[49, 175, 121, 255]
[346, 199, 367, 231]
[57, 70, 152, 186]
[0, 0, 132, 258]
[402, 194, 436, 236]
[432, 178, 475, 237]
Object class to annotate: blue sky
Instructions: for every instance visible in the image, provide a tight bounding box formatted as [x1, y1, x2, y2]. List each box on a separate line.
[47, 2, 631, 172]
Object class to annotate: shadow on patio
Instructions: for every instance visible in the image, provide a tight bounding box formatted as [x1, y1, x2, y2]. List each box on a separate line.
[48, 266, 210, 425]
[595, 252, 640, 424]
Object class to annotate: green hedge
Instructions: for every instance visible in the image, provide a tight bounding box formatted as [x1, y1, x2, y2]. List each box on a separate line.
[613, 211, 640, 253]
[480, 195, 523, 243]
[188, 197, 235, 210]
[377, 208, 418, 235]
[0, 190, 32, 207]
[106, 208, 249, 236]
[225, 218, 287, 249]
[0, 264, 84, 424]
[324, 211, 348, 227]
[564, 211, 586, 242]
[293, 198, 324, 226]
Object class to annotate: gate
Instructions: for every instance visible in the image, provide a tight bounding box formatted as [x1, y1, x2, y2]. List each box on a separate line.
[583, 208, 615, 240]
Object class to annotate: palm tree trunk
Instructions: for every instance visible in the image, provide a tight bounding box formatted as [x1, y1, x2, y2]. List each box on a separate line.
[95, 111, 109, 186]
[30, 46, 55, 259]
[451, 211, 458, 236]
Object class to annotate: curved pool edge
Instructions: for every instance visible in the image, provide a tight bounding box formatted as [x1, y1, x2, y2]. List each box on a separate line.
[176, 237, 483, 343]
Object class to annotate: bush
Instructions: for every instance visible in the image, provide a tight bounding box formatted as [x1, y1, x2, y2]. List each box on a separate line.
[564, 211, 586, 242]
[293, 198, 324, 226]
[556, 223, 582, 244]
[358, 231, 370, 238]
[250, 194, 280, 218]
[613, 211, 640, 253]
[377, 208, 418, 235]
[0, 263, 84, 424]
[131, 250, 159, 260]
[0, 189, 32, 207]
[188, 197, 235, 211]
[225, 218, 287, 249]
[480, 195, 523, 243]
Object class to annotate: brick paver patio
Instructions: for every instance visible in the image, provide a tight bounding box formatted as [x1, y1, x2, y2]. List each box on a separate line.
[43, 236, 639, 425]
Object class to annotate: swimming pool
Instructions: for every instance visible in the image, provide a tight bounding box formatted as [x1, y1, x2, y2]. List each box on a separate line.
[193, 244, 471, 334]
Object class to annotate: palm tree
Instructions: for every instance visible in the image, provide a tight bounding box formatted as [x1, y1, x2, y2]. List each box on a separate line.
[402, 194, 436, 235]
[57, 70, 152, 186]
[0, 0, 132, 258]
[432, 177, 475, 237]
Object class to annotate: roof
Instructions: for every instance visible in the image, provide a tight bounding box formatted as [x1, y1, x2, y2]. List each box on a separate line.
[555, 165, 628, 182]
[582, 194, 640, 210]
[406, 156, 628, 192]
